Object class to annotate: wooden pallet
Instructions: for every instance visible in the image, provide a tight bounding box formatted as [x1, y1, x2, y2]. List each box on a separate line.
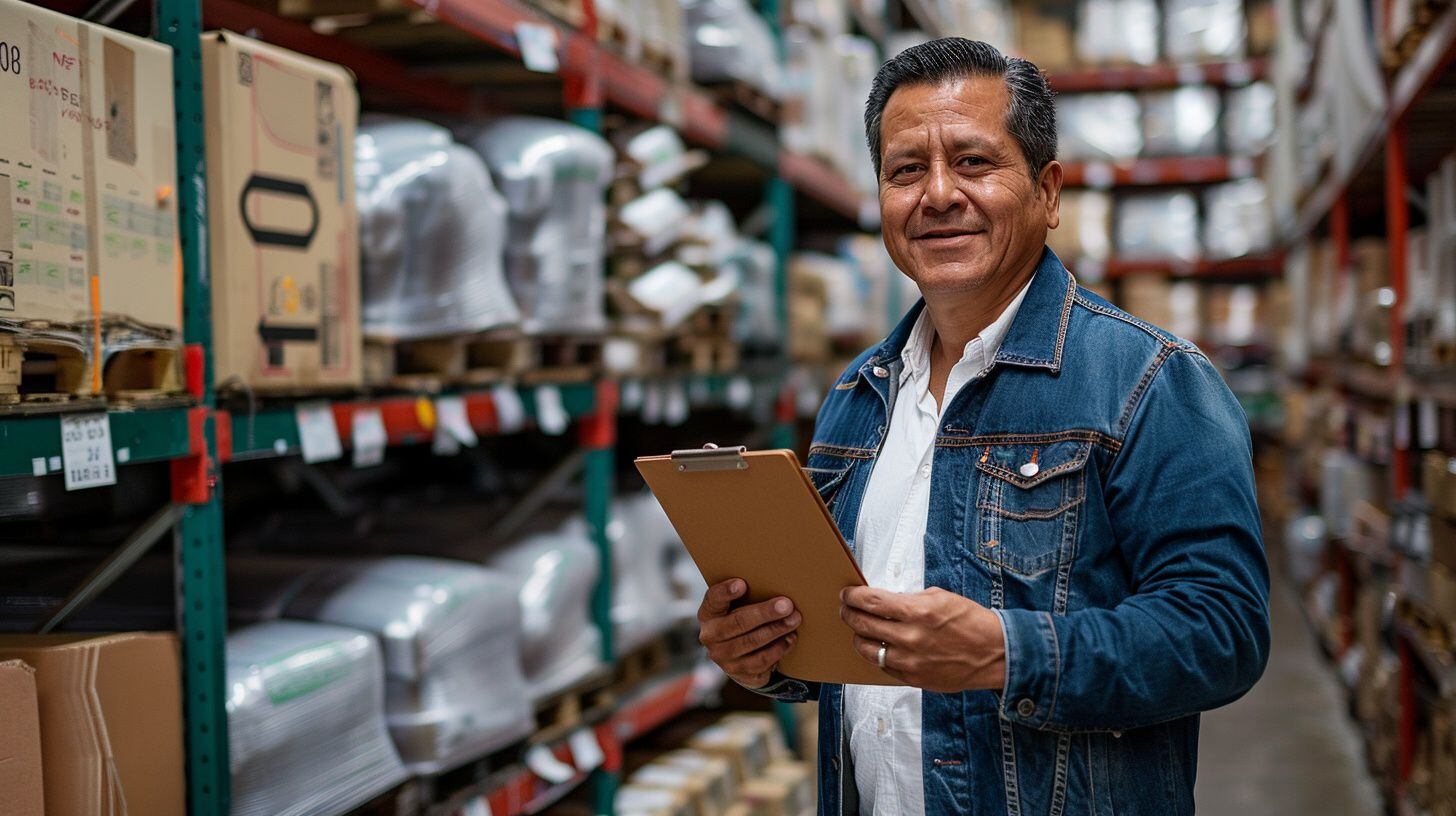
[533, 668, 616, 741]
[672, 335, 739, 375]
[0, 329, 90, 407]
[530, 0, 584, 27]
[613, 636, 672, 689]
[102, 344, 183, 403]
[708, 79, 782, 124]
[366, 330, 534, 390]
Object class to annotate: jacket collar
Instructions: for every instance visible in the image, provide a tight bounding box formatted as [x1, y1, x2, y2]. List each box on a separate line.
[865, 247, 1076, 377]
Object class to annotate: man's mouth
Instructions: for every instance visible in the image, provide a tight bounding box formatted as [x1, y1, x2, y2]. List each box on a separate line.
[914, 228, 981, 240]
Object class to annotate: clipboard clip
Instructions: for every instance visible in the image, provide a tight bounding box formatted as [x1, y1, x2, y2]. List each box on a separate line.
[671, 444, 749, 472]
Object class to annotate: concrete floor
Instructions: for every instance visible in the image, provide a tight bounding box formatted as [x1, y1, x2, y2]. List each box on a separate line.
[1194, 573, 1385, 815]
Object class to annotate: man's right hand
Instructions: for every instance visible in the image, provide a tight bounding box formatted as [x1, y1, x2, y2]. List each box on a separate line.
[698, 578, 803, 689]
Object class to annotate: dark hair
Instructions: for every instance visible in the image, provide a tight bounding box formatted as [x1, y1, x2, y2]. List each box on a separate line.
[865, 37, 1057, 179]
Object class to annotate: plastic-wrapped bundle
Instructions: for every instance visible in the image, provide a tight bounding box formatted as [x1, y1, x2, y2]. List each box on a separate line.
[781, 26, 839, 160]
[730, 240, 780, 349]
[614, 493, 703, 638]
[280, 557, 534, 773]
[484, 530, 604, 700]
[792, 252, 872, 338]
[227, 621, 408, 816]
[1141, 87, 1221, 157]
[468, 117, 614, 335]
[1225, 82, 1276, 157]
[1116, 192, 1202, 262]
[619, 188, 693, 257]
[682, 0, 783, 97]
[676, 201, 741, 270]
[1076, 0, 1159, 66]
[1203, 179, 1273, 260]
[1163, 0, 1246, 62]
[356, 117, 519, 340]
[833, 35, 880, 196]
[1057, 94, 1143, 161]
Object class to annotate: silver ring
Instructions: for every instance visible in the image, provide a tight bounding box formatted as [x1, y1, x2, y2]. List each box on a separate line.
[876, 643, 887, 668]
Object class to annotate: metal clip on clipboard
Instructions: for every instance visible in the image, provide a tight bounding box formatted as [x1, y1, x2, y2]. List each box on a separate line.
[671, 444, 748, 472]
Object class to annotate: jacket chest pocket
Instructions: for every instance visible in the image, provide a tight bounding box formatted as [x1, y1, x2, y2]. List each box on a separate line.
[973, 439, 1091, 577]
[805, 445, 864, 507]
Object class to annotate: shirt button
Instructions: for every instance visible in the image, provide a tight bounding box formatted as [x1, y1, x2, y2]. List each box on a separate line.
[918, 463, 931, 479]
[877, 717, 888, 736]
[892, 563, 902, 577]
[1017, 698, 1037, 718]
[872, 366, 889, 378]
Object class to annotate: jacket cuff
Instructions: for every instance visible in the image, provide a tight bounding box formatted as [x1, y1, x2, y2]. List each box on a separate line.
[743, 671, 812, 702]
[995, 608, 1059, 729]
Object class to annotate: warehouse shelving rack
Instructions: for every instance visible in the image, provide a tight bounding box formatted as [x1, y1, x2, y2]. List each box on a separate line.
[1276, 3, 1456, 812]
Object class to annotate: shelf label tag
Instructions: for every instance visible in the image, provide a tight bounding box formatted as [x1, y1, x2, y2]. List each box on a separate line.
[569, 728, 605, 772]
[435, 396, 479, 451]
[295, 402, 343, 464]
[535, 385, 569, 436]
[525, 744, 577, 784]
[492, 386, 527, 433]
[621, 378, 645, 411]
[352, 407, 387, 468]
[460, 796, 493, 816]
[642, 381, 664, 424]
[31, 457, 46, 477]
[60, 413, 117, 491]
[515, 23, 559, 73]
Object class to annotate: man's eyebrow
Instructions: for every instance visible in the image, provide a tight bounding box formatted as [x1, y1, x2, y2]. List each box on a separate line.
[883, 134, 999, 166]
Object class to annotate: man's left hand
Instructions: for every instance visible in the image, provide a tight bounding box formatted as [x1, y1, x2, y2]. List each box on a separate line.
[840, 586, 1007, 693]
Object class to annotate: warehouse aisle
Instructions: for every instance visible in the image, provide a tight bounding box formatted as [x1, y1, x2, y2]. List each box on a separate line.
[1194, 573, 1383, 815]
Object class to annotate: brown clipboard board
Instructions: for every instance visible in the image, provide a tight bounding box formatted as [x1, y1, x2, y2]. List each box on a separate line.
[635, 446, 900, 686]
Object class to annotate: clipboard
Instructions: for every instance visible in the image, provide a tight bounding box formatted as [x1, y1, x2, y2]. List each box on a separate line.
[635, 445, 899, 686]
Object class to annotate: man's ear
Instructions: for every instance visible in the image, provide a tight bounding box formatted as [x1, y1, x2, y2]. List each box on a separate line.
[1038, 161, 1064, 230]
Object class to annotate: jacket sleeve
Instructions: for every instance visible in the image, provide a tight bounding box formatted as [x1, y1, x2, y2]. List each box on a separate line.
[740, 671, 820, 703]
[994, 347, 1270, 733]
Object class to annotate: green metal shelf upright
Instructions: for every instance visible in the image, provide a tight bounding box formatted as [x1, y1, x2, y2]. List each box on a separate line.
[154, 0, 232, 811]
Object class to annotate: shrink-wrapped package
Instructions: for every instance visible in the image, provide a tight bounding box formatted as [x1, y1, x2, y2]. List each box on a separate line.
[682, 0, 783, 96]
[781, 26, 839, 160]
[280, 557, 534, 772]
[834, 35, 881, 196]
[615, 492, 704, 634]
[1225, 82, 1276, 156]
[1076, 0, 1159, 65]
[485, 530, 604, 700]
[1164, 0, 1247, 62]
[356, 117, 519, 340]
[469, 117, 614, 335]
[227, 621, 408, 816]
[619, 189, 694, 257]
[676, 201, 741, 270]
[1057, 94, 1143, 160]
[1141, 87, 1221, 157]
[1204, 179, 1273, 260]
[731, 240, 781, 349]
[1116, 192, 1203, 262]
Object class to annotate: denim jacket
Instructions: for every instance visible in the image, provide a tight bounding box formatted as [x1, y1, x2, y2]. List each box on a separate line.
[755, 249, 1270, 816]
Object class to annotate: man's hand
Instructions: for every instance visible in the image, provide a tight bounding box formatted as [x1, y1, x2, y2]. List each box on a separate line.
[698, 578, 802, 689]
[840, 586, 1006, 693]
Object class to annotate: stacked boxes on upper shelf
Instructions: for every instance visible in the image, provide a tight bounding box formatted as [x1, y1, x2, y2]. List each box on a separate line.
[0, 0, 183, 404]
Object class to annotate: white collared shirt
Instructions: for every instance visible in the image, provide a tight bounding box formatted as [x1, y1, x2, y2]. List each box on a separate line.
[845, 280, 1031, 816]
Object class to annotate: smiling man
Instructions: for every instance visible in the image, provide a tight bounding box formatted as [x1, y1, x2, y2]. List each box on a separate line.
[695, 38, 1271, 815]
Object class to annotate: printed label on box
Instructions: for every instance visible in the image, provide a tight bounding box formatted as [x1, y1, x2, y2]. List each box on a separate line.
[60, 413, 116, 490]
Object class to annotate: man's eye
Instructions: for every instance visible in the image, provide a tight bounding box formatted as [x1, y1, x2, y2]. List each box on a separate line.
[892, 164, 922, 177]
[958, 156, 986, 167]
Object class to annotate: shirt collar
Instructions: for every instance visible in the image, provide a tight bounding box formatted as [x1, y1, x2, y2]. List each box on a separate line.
[899, 275, 1034, 383]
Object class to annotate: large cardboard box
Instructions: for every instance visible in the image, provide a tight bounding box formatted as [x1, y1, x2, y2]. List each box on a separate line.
[202, 31, 362, 391]
[0, 633, 185, 816]
[0, 0, 181, 389]
[0, 660, 44, 816]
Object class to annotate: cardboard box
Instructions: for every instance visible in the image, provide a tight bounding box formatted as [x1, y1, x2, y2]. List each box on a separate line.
[0, 660, 44, 816]
[0, 633, 185, 816]
[1015, 4, 1078, 72]
[0, 0, 181, 388]
[202, 31, 362, 391]
[689, 722, 772, 785]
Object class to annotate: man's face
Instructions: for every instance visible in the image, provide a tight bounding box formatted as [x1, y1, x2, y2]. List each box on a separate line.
[877, 76, 1061, 295]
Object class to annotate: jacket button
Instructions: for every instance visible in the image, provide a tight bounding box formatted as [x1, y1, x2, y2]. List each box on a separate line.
[871, 366, 889, 378]
[1017, 698, 1037, 718]
[830, 756, 841, 771]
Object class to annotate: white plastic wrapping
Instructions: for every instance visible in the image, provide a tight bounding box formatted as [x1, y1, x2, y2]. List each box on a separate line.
[619, 188, 693, 257]
[1203, 179, 1274, 260]
[619, 126, 700, 191]
[1141, 87, 1221, 157]
[484, 529, 604, 700]
[1116, 192, 1203, 262]
[676, 201, 741, 270]
[833, 35, 880, 197]
[1163, 0, 1247, 62]
[781, 26, 839, 161]
[1076, 0, 1159, 66]
[1225, 82, 1276, 157]
[468, 117, 614, 335]
[791, 252, 871, 337]
[356, 116, 519, 340]
[1057, 94, 1143, 161]
[682, 0, 783, 97]
[614, 492, 704, 630]
[227, 621, 408, 816]
[730, 240, 780, 349]
[282, 557, 534, 773]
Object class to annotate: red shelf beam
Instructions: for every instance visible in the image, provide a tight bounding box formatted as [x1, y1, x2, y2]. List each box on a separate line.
[1100, 254, 1284, 280]
[1048, 59, 1269, 94]
[1062, 155, 1251, 187]
[779, 151, 866, 221]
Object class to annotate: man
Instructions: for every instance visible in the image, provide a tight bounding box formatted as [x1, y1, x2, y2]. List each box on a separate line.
[696, 38, 1269, 815]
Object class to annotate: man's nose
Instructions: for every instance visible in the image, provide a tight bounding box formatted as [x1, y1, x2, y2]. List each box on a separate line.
[921, 162, 965, 213]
